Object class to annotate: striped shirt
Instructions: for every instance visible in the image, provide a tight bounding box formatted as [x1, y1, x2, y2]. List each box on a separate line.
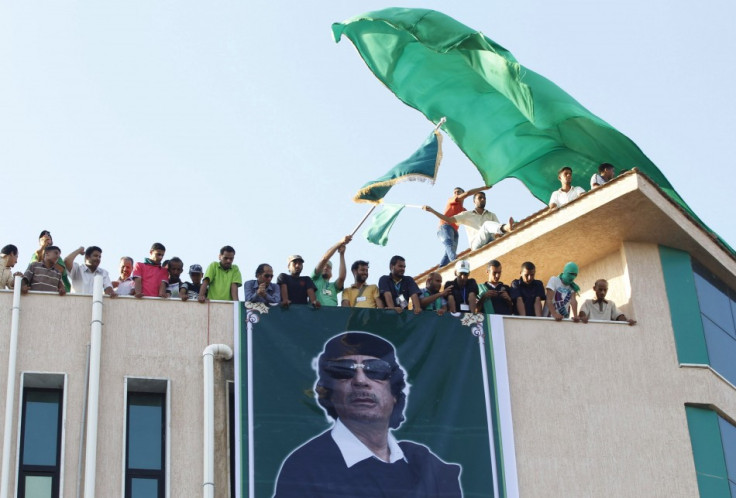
[23, 262, 63, 293]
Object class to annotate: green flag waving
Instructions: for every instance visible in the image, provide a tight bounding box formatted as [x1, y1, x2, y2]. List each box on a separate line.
[333, 8, 731, 253]
[364, 204, 405, 246]
[354, 130, 442, 204]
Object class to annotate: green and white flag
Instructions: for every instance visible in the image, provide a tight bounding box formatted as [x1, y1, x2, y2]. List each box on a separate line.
[354, 130, 442, 204]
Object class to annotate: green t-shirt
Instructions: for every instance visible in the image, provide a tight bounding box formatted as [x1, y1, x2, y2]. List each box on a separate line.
[311, 271, 340, 307]
[204, 262, 242, 301]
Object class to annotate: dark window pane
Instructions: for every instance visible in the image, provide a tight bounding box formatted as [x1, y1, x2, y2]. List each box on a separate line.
[719, 415, 736, 483]
[24, 475, 52, 498]
[703, 316, 736, 387]
[22, 391, 60, 466]
[128, 393, 163, 470]
[131, 477, 159, 498]
[693, 270, 736, 338]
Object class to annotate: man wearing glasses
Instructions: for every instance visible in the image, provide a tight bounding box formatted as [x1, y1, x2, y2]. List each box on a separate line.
[243, 263, 280, 304]
[274, 332, 462, 497]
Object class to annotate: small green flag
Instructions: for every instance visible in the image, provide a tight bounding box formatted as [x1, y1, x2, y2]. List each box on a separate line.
[364, 204, 405, 246]
[354, 130, 442, 204]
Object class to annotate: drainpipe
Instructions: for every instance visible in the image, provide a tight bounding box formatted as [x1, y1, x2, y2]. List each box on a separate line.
[202, 344, 233, 498]
[83, 275, 104, 498]
[0, 276, 22, 498]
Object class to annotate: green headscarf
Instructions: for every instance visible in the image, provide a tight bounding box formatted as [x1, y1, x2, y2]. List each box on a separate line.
[559, 262, 580, 293]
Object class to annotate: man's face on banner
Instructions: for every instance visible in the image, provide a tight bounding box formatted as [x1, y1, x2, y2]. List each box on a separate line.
[329, 355, 396, 425]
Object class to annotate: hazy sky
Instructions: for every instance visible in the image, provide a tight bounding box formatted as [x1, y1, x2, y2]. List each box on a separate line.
[2, 1, 734, 291]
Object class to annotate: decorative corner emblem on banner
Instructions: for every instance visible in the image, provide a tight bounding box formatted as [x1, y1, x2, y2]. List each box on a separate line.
[245, 301, 270, 316]
[459, 313, 485, 341]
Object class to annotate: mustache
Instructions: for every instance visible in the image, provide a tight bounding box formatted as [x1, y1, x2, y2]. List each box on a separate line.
[348, 391, 378, 403]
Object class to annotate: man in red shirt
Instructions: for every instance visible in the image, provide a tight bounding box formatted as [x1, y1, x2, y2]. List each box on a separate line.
[132, 242, 169, 298]
[432, 185, 490, 267]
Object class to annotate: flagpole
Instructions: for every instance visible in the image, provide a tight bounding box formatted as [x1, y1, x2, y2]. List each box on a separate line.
[433, 116, 447, 133]
[350, 205, 377, 236]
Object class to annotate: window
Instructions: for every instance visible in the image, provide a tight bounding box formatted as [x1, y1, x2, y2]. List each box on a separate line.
[685, 405, 736, 497]
[125, 379, 167, 498]
[18, 377, 64, 498]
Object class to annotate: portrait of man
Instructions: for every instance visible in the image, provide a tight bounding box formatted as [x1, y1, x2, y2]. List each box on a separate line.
[273, 331, 462, 497]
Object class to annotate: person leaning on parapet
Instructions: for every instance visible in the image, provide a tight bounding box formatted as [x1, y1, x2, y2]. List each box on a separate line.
[132, 242, 169, 298]
[31, 230, 71, 292]
[312, 235, 352, 307]
[243, 263, 281, 305]
[579, 279, 636, 325]
[510, 261, 545, 317]
[159, 256, 184, 298]
[432, 185, 491, 267]
[419, 271, 451, 315]
[278, 254, 320, 309]
[198, 245, 242, 302]
[423, 191, 514, 252]
[113, 256, 135, 296]
[21, 245, 66, 296]
[590, 163, 615, 189]
[341, 260, 383, 309]
[64, 245, 116, 297]
[378, 255, 421, 314]
[477, 260, 513, 315]
[180, 264, 204, 301]
[545, 262, 581, 322]
[273, 332, 462, 498]
[548, 166, 586, 209]
[445, 260, 479, 314]
[1, 244, 24, 290]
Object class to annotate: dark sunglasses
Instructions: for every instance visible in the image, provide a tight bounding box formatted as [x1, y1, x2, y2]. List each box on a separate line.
[324, 359, 392, 381]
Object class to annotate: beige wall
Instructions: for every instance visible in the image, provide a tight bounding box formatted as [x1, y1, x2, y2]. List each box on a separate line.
[0, 291, 235, 498]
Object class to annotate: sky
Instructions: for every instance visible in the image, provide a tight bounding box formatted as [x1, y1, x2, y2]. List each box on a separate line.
[2, 1, 734, 292]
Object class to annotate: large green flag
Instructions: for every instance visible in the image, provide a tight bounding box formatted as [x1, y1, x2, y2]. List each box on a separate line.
[333, 8, 732, 253]
[354, 130, 442, 204]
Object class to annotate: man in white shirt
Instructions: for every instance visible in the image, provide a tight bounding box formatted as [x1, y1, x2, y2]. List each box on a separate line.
[549, 166, 586, 208]
[64, 246, 116, 297]
[590, 163, 615, 189]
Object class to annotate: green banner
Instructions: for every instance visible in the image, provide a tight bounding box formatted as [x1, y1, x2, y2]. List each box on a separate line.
[237, 304, 503, 497]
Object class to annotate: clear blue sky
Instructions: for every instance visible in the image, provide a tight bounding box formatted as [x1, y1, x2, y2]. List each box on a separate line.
[2, 1, 733, 289]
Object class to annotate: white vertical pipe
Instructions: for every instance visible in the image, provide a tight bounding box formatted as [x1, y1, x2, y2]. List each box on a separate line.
[202, 344, 233, 498]
[0, 275, 23, 498]
[83, 275, 104, 498]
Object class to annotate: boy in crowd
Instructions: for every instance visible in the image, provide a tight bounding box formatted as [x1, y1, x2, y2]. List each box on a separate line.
[341, 260, 383, 308]
[545, 262, 580, 321]
[419, 271, 450, 314]
[312, 235, 351, 307]
[1, 244, 23, 290]
[243, 264, 280, 304]
[21, 245, 66, 295]
[181, 264, 204, 301]
[64, 245, 116, 297]
[590, 163, 615, 188]
[278, 255, 319, 308]
[160, 257, 184, 298]
[133, 243, 168, 298]
[510, 261, 546, 317]
[378, 255, 421, 314]
[199, 246, 242, 302]
[31, 230, 71, 291]
[445, 260, 479, 313]
[549, 166, 586, 208]
[477, 260, 513, 315]
[579, 279, 636, 325]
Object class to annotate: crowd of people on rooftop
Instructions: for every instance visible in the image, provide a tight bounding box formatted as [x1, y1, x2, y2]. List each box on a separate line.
[0, 163, 633, 323]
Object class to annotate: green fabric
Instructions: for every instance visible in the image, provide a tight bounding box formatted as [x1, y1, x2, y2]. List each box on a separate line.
[310, 272, 340, 306]
[684, 406, 731, 497]
[333, 8, 733, 255]
[364, 203, 405, 246]
[203, 261, 242, 301]
[477, 283, 496, 315]
[354, 130, 441, 203]
[658, 246, 709, 364]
